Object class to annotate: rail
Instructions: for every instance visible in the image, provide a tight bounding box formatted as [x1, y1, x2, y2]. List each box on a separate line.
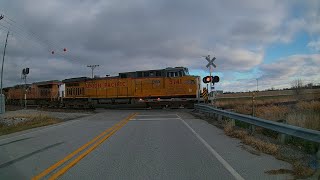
[195, 104, 320, 144]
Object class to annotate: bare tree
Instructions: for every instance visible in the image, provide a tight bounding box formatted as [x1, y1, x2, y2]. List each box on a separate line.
[291, 79, 303, 95]
[306, 83, 313, 88]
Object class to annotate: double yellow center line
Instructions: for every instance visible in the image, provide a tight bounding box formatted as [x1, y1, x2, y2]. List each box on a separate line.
[32, 113, 138, 180]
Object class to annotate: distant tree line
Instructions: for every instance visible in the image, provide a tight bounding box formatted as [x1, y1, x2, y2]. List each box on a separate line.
[223, 79, 320, 94]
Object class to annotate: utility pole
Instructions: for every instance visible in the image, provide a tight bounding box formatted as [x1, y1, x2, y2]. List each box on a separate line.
[21, 68, 29, 109]
[255, 78, 259, 117]
[0, 31, 9, 95]
[87, 65, 99, 78]
[0, 30, 9, 114]
[252, 92, 255, 117]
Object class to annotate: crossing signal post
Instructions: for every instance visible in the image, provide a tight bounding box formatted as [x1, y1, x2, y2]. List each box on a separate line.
[202, 54, 219, 105]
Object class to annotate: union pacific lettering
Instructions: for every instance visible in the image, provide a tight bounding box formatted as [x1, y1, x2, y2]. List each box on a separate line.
[85, 82, 126, 89]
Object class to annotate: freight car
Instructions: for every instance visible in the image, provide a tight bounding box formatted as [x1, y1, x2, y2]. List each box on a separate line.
[62, 67, 200, 108]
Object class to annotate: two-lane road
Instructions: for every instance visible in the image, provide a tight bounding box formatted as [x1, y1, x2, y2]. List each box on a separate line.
[0, 110, 291, 179]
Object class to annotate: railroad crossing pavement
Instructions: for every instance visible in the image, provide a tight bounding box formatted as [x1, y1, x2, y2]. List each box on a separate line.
[0, 109, 292, 179]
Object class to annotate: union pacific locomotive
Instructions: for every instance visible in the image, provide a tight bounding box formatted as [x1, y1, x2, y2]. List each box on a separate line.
[4, 67, 201, 108]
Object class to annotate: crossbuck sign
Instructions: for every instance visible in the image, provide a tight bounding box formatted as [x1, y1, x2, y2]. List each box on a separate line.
[205, 55, 216, 69]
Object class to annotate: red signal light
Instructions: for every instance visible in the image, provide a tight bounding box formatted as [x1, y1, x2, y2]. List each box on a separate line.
[203, 76, 213, 83]
[63, 48, 67, 52]
[51, 51, 54, 54]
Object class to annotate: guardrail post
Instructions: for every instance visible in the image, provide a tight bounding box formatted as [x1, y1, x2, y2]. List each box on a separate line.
[249, 125, 255, 134]
[278, 133, 286, 144]
[217, 114, 222, 121]
[317, 144, 320, 159]
[231, 118, 235, 127]
[276, 119, 287, 144]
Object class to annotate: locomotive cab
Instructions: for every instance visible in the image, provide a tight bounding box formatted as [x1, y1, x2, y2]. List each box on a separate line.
[165, 67, 189, 77]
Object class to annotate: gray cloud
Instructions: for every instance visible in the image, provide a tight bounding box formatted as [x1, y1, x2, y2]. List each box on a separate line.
[0, 0, 318, 91]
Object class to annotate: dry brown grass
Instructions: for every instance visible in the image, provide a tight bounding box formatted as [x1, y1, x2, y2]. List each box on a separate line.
[217, 89, 320, 98]
[292, 161, 315, 178]
[224, 121, 279, 155]
[296, 101, 320, 111]
[242, 136, 278, 155]
[220, 99, 320, 130]
[264, 165, 315, 178]
[0, 114, 61, 135]
[223, 121, 315, 178]
[256, 105, 289, 121]
[287, 112, 320, 130]
[216, 95, 297, 108]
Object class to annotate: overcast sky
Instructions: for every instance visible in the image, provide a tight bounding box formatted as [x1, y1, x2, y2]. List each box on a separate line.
[0, 0, 319, 92]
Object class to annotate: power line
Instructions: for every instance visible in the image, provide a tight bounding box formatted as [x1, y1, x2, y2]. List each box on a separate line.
[0, 23, 50, 53]
[0, 13, 76, 61]
[0, 20, 60, 54]
[0, 11, 66, 50]
[0, 23, 70, 60]
[2, 18, 62, 51]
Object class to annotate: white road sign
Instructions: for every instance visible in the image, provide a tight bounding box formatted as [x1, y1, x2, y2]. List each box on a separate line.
[205, 56, 216, 68]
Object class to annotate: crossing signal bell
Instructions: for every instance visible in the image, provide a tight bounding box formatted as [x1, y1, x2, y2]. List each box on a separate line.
[202, 76, 220, 84]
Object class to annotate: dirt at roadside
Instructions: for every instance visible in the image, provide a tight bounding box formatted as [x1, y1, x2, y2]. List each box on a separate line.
[0, 109, 92, 126]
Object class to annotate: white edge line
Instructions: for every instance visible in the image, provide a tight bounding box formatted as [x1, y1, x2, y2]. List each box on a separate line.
[131, 118, 180, 121]
[176, 114, 245, 180]
[136, 114, 178, 116]
[0, 119, 81, 142]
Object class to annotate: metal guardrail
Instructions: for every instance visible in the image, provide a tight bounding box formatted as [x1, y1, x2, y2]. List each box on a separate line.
[195, 104, 320, 144]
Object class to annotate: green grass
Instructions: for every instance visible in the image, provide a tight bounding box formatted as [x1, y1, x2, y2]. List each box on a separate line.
[0, 115, 61, 136]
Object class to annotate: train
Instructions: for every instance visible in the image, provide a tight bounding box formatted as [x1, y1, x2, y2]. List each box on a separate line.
[4, 67, 201, 108]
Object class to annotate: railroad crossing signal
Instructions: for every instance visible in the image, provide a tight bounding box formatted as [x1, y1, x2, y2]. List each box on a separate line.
[203, 76, 212, 83]
[22, 68, 29, 75]
[202, 76, 220, 84]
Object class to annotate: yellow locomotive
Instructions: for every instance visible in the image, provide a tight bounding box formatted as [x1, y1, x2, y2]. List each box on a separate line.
[62, 67, 200, 108]
[4, 81, 61, 107]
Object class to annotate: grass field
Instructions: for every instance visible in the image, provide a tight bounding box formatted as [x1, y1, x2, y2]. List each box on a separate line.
[216, 89, 320, 131]
[0, 114, 61, 135]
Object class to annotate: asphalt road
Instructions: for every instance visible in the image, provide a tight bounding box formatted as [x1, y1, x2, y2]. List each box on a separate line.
[0, 109, 292, 180]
